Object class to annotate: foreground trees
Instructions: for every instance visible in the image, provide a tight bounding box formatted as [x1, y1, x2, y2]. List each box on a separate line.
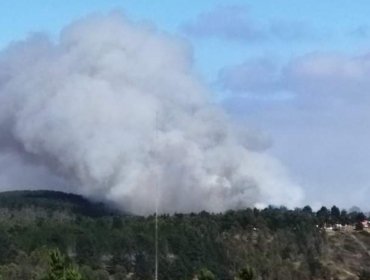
[43, 249, 82, 280]
[235, 266, 255, 280]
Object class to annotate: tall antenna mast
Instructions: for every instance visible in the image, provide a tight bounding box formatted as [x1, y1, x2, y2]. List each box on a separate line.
[154, 111, 159, 280]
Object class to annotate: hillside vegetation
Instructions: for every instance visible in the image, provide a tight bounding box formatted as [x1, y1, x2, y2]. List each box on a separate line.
[0, 190, 369, 280]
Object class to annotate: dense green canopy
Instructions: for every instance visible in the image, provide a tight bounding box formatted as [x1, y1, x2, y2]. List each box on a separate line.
[0, 190, 369, 279]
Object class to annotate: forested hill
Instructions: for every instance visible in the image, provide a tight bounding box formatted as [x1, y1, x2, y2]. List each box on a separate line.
[0, 190, 119, 217]
[0, 190, 369, 280]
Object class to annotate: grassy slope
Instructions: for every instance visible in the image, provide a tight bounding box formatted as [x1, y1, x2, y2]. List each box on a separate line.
[323, 230, 370, 279]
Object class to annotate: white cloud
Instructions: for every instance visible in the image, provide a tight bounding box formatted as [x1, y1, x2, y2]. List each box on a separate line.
[220, 51, 370, 209]
[181, 5, 315, 43]
[181, 5, 264, 41]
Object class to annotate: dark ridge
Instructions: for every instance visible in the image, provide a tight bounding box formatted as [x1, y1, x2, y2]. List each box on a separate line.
[0, 190, 121, 217]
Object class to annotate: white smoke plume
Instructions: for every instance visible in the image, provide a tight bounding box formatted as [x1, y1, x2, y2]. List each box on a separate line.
[0, 13, 303, 214]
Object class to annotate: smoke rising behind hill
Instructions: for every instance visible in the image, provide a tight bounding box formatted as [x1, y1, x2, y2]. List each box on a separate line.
[0, 13, 303, 214]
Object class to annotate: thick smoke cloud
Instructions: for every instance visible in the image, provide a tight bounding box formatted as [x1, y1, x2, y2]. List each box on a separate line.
[0, 13, 302, 214]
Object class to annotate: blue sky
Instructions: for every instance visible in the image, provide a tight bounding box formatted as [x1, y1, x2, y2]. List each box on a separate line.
[2, 1, 370, 209]
[3, 0, 370, 81]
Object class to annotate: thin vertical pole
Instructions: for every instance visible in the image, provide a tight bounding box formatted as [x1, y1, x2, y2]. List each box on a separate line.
[154, 111, 159, 280]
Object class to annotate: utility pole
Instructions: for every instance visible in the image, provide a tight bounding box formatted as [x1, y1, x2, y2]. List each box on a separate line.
[154, 111, 159, 280]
